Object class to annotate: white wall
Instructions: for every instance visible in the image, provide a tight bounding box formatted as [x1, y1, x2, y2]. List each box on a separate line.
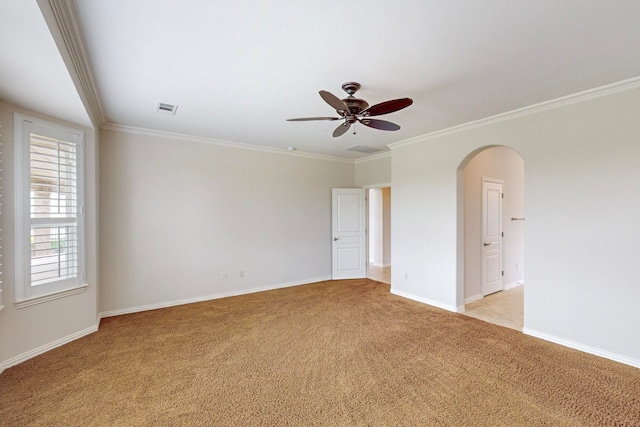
[355, 154, 391, 187]
[99, 128, 354, 314]
[463, 147, 525, 301]
[357, 155, 392, 270]
[390, 84, 640, 366]
[369, 188, 383, 265]
[368, 187, 391, 268]
[382, 187, 391, 267]
[0, 100, 99, 372]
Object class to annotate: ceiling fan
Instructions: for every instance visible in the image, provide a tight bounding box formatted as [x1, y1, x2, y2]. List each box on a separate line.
[287, 82, 413, 137]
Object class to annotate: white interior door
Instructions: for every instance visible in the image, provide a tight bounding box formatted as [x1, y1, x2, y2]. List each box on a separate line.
[482, 179, 503, 296]
[332, 188, 366, 279]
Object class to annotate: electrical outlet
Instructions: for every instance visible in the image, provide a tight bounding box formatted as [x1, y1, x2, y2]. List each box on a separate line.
[221, 272, 227, 280]
[239, 270, 245, 278]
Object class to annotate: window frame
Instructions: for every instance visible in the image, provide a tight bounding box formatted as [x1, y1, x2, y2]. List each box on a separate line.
[14, 113, 86, 306]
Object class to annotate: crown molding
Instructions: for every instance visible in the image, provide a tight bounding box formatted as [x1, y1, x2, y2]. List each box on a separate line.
[38, 0, 106, 127]
[389, 75, 640, 151]
[101, 123, 356, 164]
[353, 151, 391, 165]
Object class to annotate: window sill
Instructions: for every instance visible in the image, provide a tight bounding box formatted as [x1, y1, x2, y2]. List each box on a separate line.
[15, 284, 88, 309]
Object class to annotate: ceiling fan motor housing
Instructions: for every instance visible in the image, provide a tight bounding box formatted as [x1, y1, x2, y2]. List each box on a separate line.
[341, 82, 369, 114]
[343, 97, 369, 115]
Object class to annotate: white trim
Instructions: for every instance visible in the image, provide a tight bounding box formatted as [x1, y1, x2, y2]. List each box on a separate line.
[15, 284, 88, 309]
[99, 276, 331, 319]
[368, 262, 391, 269]
[481, 178, 504, 296]
[482, 176, 504, 185]
[523, 328, 640, 369]
[463, 284, 521, 306]
[363, 182, 392, 189]
[504, 281, 523, 290]
[464, 293, 483, 305]
[389, 76, 640, 151]
[14, 113, 87, 301]
[0, 324, 98, 373]
[390, 288, 462, 313]
[100, 123, 355, 164]
[353, 151, 391, 164]
[38, 0, 106, 126]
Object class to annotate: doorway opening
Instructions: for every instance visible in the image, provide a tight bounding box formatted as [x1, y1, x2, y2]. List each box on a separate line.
[458, 146, 525, 330]
[367, 187, 391, 284]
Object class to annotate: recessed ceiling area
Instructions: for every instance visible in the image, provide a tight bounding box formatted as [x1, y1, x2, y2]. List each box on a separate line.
[3, 1, 640, 159]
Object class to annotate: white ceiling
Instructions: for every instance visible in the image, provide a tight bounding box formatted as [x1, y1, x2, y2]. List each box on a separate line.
[0, 1, 90, 127]
[3, 1, 640, 159]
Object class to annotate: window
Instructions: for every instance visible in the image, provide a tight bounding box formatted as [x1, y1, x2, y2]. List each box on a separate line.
[15, 114, 86, 305]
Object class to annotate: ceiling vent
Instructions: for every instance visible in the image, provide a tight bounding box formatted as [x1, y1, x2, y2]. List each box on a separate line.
[345, 145, 383, 154]
[156, 102, 178, 115]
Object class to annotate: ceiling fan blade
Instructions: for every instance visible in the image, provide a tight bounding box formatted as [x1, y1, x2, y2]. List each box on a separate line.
[358, 118, 401, 131]
[320, 90, 351, 115]
[332, 122, 351, 137]
[286, 117, 340, 121]
[360, 98, 413, 117]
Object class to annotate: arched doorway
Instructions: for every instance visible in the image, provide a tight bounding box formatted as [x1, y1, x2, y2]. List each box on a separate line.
[457, 146, 525, 330]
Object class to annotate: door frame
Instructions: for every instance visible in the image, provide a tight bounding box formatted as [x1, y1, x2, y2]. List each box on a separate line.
[481, 177, 504, 296]
[363, 183, 392, 280]
[332, 188, 367, 279]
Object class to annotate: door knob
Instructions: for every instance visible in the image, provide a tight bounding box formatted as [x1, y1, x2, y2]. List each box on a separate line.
[483, 242, 491, 246]
[333, 237, 340, 241]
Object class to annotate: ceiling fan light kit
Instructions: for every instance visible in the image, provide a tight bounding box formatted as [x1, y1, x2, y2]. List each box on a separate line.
[287, 82, 413, 137]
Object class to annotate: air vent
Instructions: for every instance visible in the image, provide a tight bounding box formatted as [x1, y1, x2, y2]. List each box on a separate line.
[345, 145, 383, 154]
[156, 102, 178, 115]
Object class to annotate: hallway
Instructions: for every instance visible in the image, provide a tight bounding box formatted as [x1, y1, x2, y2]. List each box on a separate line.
[368, 265, 390, 285]
[463, 285, 524, 331]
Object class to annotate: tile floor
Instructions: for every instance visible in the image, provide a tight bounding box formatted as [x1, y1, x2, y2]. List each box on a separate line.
[367, 266, 522, 331]
[368, 265, 391, 284]
[463, 285, 524, 331]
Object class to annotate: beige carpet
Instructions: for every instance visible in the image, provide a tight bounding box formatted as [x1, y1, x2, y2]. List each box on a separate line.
[1, 279, 639, 426]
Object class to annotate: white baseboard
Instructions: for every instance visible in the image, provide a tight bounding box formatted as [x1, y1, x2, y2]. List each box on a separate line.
[100, 276, 332, 319]
[463, 282, 522, 307]
[1, 277, 334, 373]
[1, 324, 99, 373]
[522, 328, 640, 369]
[390, 288, 461, 313]
[505, 281, 524, 290]
[369, 262, 391, 268]
[464, 293, 483, 305]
